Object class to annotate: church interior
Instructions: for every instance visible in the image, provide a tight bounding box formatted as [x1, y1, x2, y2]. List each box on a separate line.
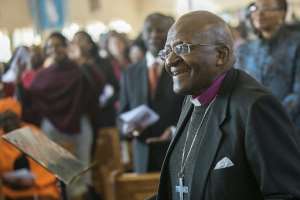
[1, 0, 300, 200]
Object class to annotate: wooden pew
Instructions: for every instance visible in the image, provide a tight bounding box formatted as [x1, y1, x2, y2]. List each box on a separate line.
[92, 127, 123, 196]
[92, 127, 160, 200]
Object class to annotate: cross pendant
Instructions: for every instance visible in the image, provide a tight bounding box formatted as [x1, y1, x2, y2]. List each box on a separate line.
[176, 177, 189, 200]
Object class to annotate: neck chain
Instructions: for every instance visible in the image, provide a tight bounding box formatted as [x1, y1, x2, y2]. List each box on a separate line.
[178, 97, 217, 178]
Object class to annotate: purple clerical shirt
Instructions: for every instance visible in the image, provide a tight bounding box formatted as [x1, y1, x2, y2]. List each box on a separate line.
[191, 72, 227, 106]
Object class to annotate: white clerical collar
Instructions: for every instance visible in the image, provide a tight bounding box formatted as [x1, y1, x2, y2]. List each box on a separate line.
[190, 97, 202, 107]
[146, 51, 163, 69]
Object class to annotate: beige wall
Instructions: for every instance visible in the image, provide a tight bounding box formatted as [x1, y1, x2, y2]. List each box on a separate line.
[0, 0, 32, 31]
[0, 0, 299, 37]
[68, 0, 175, 37]
[0, 0, 175, 37]
[69, 0, 141, 35]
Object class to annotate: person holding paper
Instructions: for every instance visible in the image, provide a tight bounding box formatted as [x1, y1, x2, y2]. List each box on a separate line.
[120, 13, 184, 173]
[149, 10, 300, 200]
[0, 97, 60, 200]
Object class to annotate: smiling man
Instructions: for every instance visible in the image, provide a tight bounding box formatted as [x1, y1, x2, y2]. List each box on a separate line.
[149, 10, 300, 200]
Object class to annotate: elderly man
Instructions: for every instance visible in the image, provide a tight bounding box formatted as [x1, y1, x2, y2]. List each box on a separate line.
[120, 13, 184, 173]
[235, 0, 300, 132]
[150, 11, 300, 200]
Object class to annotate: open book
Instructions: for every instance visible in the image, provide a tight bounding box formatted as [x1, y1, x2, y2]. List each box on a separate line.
[119, 104, 160, 134]
[2, 127, 92, 185]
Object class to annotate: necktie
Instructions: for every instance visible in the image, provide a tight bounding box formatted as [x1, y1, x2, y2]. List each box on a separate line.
[148, 62, 159, 98]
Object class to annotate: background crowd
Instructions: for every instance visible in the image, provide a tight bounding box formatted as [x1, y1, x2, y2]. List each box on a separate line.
[1, 0, 300, 199]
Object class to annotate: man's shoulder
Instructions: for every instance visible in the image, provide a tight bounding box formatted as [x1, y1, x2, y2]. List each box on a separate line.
[230, 69, 273, 106]
[234, 69, 269, 93]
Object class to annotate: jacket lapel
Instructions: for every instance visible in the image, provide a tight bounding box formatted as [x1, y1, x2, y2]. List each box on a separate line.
[189, 96, 227, 199]
[190, 68, 238, 199]
[156, 96, 193, 200]
[164, 96, 193, 159]
[156, 69, 238, 200]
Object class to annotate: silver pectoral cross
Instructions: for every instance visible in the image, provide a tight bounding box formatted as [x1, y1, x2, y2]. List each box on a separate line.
[176, 177, 189, 200]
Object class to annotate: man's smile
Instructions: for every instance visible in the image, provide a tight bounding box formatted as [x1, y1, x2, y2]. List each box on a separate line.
[170, 66, 190, 77]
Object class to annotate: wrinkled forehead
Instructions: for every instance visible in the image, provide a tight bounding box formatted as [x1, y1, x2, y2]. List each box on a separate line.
[166, 22, 215, 46]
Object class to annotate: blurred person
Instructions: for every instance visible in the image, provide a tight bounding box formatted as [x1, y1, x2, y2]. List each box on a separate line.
[106, 30, 130, 81]
[1, 46, 30, 97]
[97, 31, 125, 120]
[231, 23, 249, 49]
[15, 45, 45, 126]
[20, 45, 45, 89]
[70, 31, 105, 112]
[129, 35, 147, 64]
[71, 30, 118, 128]
[120, 13, 184, 173]
[71, 31, 102, 66]
[98, 32, 109, 59]
[27, 32, 95, 199]
[2, 46, 30, 83]
[0, 97, 60, 200]
[235, 0, 300, 132]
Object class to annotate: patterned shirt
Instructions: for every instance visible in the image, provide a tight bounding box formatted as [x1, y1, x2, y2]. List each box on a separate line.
[235, 27, 300, 130]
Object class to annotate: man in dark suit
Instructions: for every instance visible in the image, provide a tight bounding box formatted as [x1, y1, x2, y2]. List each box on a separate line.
[150, 11, 300, 200]
[119, 13, 184, 173]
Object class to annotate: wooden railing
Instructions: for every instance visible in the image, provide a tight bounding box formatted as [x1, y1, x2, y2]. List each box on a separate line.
[92, 127, 160, 200]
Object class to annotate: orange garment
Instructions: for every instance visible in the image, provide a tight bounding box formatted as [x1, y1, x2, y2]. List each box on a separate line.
[0, 97, 22, 117]
[0, 125, 60, 199]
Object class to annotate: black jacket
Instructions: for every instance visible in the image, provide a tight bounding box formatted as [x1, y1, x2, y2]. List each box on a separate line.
[153, 68, 300, 200]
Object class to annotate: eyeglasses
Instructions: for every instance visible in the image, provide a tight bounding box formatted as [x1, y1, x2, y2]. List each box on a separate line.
[158, 43, 217, 61]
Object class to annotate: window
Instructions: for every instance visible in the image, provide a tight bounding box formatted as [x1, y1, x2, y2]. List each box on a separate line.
[0, 31, 12, 62]
[12, 28, 41, 48]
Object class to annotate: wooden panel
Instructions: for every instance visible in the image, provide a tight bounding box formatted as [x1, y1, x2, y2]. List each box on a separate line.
[114, 173, 160, 200]
[92, 127, 123, 195]
[93, 127, 160, 200]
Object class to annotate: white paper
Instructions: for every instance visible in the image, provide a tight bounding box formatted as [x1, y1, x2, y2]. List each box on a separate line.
[99, 84, 114, 106]
[2, 47, 30, 83]
[4, 169, 36, 180]
[119, 105, 159, 134]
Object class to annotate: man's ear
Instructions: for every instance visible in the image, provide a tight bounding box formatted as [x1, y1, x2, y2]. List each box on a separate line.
[216, 46, 230, 66]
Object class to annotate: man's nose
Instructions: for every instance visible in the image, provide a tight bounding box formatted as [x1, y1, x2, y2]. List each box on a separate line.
[165, 51, 181, 67]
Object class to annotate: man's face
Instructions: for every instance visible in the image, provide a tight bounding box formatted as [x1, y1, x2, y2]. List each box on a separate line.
[45, 37, 68, 64]
[250, 0, 286, 34]
[142, 17, 170, 56]
[164, 26, 220, 96]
